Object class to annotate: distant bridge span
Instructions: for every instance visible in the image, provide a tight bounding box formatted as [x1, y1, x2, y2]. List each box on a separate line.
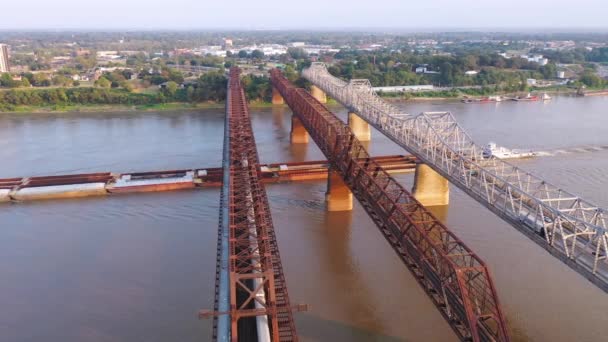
[303, 62, 608, 293]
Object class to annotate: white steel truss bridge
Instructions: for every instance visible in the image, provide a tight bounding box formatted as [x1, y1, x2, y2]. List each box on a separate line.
[303, 62, 608, 292]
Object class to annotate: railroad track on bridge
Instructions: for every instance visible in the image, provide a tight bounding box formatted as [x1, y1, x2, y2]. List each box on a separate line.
[207, 68, 298, 342]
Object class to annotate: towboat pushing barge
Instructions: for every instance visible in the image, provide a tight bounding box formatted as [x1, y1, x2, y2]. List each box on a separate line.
[483, 142, 536, 159]
[463, 93, 551, 103]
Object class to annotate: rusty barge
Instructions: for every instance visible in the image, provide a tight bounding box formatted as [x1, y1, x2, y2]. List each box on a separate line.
[0, 155, 416, 202]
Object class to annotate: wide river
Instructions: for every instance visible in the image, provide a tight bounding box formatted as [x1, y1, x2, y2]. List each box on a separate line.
[1, 95, 607, 341]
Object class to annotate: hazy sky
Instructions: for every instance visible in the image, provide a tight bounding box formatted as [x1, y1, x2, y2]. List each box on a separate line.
[2, 0, 607, 30]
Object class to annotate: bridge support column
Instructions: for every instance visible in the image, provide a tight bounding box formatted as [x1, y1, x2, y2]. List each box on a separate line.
[412, 163, 449, 206]
[290, 115, 309, 144]
[348, 112, 371, 142]
[426, 205, 449, 224]
[272, 87, 284, 105]
[310, 85, 327, 104]
[326, 169, 353, 211]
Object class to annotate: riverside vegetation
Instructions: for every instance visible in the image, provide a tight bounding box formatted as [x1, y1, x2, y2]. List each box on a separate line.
[0, 67, 297, 112]
[2, 45, 608, 112]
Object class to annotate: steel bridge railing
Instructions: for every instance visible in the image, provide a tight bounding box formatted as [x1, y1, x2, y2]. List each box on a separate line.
[212, 67, 298, 342]
[303, 62, 608, 292]
[271, 69, 510, 342]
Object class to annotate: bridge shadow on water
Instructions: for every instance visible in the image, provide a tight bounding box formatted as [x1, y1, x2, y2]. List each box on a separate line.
[423, 204, 533, 342]
[294, 210, 409, 342]
[296, 312, 407, 342]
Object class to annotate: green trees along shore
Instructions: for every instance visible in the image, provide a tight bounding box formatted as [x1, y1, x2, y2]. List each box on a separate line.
[0, 70, 282, 112]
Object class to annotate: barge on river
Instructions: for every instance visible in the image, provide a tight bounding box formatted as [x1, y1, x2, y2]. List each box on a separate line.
[0, 155, 417, 202]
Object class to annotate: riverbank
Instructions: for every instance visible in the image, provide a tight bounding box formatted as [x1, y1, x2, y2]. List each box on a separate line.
[0, 102, 223, 114]
[1, 87, 605, 114]
[381, 87, 585, 102]
[0, 99, 300, 114]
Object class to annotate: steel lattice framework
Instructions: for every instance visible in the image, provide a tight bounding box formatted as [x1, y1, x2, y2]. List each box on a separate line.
[271, 69, 509, 342]
[303, 62, 608, 292]
[212, 68, 297, 341]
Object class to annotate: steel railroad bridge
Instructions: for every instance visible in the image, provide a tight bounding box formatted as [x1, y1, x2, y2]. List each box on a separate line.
[206, 67, 511, 342]
[301, 62, 608, 295]
[205, 68, 298, 342]
[270, 70, 509, 342]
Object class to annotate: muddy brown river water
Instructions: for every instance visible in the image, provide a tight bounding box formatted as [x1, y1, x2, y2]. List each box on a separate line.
[0, 95, 607, 341]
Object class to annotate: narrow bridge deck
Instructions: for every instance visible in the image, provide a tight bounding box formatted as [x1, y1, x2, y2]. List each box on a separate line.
[303, 62, 608, 293]
[271, 69, 509, 342]
[212, 67, 297, 341]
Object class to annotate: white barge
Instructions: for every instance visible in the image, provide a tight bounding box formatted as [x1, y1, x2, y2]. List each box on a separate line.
[11, 183, 108, 201]
[107, 171, 197, 193]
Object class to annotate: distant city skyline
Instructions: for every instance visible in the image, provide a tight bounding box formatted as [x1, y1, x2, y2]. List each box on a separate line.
[1, 0, 607, 30]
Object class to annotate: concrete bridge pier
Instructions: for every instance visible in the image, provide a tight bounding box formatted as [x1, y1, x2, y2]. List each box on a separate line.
[426, 205, 449, 224]
[348, 112, 371, 142]
[272, 87, 284, 105]
[290, 115, 309, 144]
[310, 85, 327, 104]
[326, 169, 353, 211]
[412, 163, 449, 206]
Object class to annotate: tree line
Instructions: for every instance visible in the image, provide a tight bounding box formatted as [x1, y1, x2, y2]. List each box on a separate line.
[0, 69, 287, 111]
[0, 87, 159, 111]
[328, 50, 563, 90]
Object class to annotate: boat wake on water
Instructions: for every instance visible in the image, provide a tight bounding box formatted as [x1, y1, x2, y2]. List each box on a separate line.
[486, 143, 608, 159]
[535, 145, 608, 157]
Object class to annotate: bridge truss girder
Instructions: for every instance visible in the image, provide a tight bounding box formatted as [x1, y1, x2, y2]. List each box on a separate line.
[271, 69, 509, 342]
[303, 62, 608, 292]
[212, 68, 298, 342]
